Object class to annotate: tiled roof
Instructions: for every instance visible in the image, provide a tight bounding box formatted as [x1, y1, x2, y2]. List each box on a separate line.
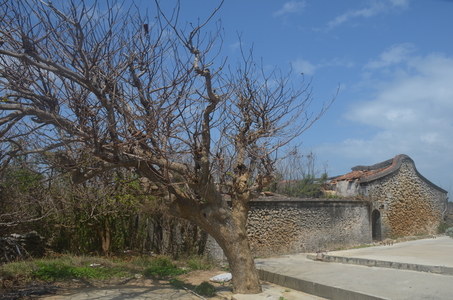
[330, 154, 447, 193]
[330, 155, 398, 183]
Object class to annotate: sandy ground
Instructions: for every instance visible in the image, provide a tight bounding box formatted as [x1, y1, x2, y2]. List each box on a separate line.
[0, 269, 233, 300]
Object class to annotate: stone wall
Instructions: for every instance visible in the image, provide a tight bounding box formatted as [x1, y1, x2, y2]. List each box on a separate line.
[205, 198, 371, 262]
[246, 199, 371, 257]
[362, 161, 447, 237]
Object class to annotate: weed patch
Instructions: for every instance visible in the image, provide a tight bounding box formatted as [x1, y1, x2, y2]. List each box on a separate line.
[194, 281, 216, 297]
[351, 244, 374, 249]
[184, 255, 214, 271]
[32, 261, 127, 281]
[143, 256, 187, 278]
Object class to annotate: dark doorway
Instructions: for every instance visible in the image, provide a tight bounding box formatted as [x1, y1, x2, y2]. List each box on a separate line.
[372, 209, 382, 241]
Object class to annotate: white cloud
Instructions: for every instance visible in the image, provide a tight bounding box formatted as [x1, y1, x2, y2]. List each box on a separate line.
[273, 1, 306, 17]
[347, 54, 453, 132]
[318, 50, 453, 188]
[293, 59, 317, 76]
[365, 43, 416, 69]
[326, 0, 409, 31]
[292, 57, 354, 76]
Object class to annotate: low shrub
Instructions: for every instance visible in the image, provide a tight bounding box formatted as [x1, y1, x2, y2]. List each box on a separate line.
[445, 227, 453, 238]
[169, 278, 188, 289]
[194, 281, 216, 297]
[438, 222, 450, 234]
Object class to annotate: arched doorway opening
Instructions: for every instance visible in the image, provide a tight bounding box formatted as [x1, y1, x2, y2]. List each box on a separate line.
[372, 209, 382, 241]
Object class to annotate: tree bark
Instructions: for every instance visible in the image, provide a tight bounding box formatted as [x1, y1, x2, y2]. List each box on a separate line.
[180, 197, 262, 294]
[217, 221, 261, 294]
[99, 218, 112, 256]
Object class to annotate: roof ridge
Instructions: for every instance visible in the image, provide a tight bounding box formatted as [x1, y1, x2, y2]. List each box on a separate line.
[357, 154, 446, 193]
[359, 154, 410, 182]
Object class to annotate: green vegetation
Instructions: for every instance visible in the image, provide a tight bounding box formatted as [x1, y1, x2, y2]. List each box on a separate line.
[169, 278, 189, 289]
[33, 262, 127, 281]
[1, 254, 221, 298]
[170, 279, 217, 297]
[438, 221, 450, 234]
[184, 255, 214, 271]
[1, 158, 207, 258]
[445, 227, 453, 238]
[0, 254, 215, 284]
[1, 256, 129, 282]
[143, 256, 187, 278]
[267, 149, 330, 198]
[194, 281, 216, 297]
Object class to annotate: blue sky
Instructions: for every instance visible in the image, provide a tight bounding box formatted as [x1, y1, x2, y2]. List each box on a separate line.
[157, 0, 453, 191]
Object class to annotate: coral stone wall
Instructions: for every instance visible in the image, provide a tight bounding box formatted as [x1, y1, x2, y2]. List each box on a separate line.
[363, 162, 446, 237]
[246, 199, 371, 257]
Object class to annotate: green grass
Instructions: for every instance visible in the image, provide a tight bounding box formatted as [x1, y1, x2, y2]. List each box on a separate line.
[0, 254, 215, 284]
[0, 260, 39, 280]
[0, 257, 130, 283]
[142, 255, 187, 278]
[183, 255, 214, 271]
[32, 261, 128, 281]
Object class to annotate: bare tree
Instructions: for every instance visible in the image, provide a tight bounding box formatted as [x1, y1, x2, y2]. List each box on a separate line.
[272, 148, 329, 197]
[0, 0, 333, 293]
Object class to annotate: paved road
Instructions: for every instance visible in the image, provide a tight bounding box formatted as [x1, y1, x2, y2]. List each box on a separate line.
[253, 236, 453, 300]
[41, 281, 321, 300]
[327, 236, 453, 268]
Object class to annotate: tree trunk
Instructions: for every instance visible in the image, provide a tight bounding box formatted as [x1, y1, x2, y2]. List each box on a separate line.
[99, 219, 111, 256]
[175, 195, 261, 294]
[220, 226, 261, 294]
[203, 205, 262, 294]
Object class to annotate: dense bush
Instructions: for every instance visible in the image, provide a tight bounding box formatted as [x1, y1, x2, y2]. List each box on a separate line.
[1, 158, 207, 258]
[445, 227, 453, 238]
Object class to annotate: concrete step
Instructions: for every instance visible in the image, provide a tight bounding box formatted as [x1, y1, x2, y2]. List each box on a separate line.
[306, 253, 453, 276]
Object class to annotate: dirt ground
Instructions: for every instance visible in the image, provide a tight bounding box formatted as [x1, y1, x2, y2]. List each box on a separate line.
[0, 269, 233, 300]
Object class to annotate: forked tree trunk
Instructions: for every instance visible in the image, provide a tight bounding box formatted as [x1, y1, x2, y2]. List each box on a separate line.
[177, 195, 262, 294]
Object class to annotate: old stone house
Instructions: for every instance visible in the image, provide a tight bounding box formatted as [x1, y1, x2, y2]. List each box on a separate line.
[329, 154, 448, 240]
[208, 154, 448, 260]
